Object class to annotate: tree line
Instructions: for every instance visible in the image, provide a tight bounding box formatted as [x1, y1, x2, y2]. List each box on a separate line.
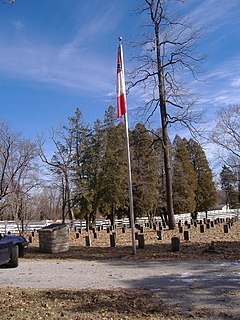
[0, 106, 218, 226]
[0, 104, 239, 227]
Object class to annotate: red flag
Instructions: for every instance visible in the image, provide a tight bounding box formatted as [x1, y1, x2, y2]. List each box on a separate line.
[117, 44, 127, 119]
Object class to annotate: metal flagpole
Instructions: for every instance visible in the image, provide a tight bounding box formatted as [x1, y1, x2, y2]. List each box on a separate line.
[118, 39, 136, 255]
[123, 112, 136, 255]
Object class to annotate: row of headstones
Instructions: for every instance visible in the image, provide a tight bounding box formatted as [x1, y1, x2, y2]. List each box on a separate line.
[176, 216, 238, 241]
[28, 215, 238, 245]
[74, 215, 239, 248]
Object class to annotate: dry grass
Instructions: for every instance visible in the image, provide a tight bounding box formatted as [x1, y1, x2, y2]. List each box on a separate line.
[25, 219, 240, 261]
[0, 288, 184, 320]
[2, 219, 239, 320]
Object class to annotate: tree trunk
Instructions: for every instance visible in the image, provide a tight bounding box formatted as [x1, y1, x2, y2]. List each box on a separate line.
[155, 23, 175, 229]
[64, 170, 75, 222]
[111, 203, 116, 226]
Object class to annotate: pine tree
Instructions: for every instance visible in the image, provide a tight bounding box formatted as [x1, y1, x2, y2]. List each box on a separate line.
[172, 135, 197, 214]
[131, 123, 159, 220]
[79, 118, 105, 226]
[187, 139, 217, 215]
[99, 121, 129, 225]
[220, 165, 238, 208]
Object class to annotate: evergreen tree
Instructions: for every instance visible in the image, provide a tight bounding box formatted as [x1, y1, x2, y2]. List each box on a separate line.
[131, 123, 159, 220]
[187, 139, 217, 215]
[79, 118, 105, 226]
[99, 121, 129, 225]
[220, 165, 238, 208]
[65, 108, 90, 221]
[172, 135, 197, 214]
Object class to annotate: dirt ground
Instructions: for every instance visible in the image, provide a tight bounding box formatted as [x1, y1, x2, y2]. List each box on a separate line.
[25, 218, 240, 261]
[1, 218, 240, 320]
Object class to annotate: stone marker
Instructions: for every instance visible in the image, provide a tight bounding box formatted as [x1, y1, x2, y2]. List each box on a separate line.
[200, 225, 205, 233]
[138, 233, 145, 249]
[184, 230, 190, 241]
[38, 223, 69, 253]
[110, 233, 116, 247]
[157, 230, 163, 240]
[85, 235, 91, 247]
[171, 237, 180, 252]
[224, 224, 229, 234]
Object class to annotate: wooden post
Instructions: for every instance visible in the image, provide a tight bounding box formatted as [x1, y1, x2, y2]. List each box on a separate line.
[200, 225, 205, 233]
[76, 232, 80, 239]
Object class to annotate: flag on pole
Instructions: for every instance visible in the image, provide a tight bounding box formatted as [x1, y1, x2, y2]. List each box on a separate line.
[117, 44, 127, 119]
[116, 38, 136, 255]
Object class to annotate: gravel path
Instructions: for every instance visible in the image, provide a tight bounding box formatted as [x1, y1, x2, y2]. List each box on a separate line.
[1, 259, 240, 317]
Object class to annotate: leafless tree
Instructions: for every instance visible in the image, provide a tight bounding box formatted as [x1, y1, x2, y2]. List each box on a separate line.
[38, 129, 75, 223]
[0, 121, 38, 219]
[210, 104, 240, 205]
[211, 104, 240, 160]
[128, 0, 204, 229]
[2, 0, 15, 5]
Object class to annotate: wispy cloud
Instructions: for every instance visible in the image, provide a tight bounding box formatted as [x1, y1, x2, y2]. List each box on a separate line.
[0, 3, 119, 98]
[12, 20, 24, 31]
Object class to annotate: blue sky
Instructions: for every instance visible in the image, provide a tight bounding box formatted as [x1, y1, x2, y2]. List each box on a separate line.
[0, 0, 240, 146]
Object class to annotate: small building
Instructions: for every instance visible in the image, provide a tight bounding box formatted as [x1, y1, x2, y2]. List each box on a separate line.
[38, 223, 69, 253]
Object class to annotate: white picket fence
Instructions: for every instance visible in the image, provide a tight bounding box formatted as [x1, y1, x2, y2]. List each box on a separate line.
[0, 209, 239, 234]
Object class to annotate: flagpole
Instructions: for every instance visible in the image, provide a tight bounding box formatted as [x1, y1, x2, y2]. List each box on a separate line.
[118, 38, 136, 255]
[123, 112, 136, 255]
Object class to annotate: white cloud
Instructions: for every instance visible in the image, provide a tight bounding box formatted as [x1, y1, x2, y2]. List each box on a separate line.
[12, 20, 24, 31]
[0, 33, 115, 99]
[0, 1, 123, 99]
[231, 78, 240, 88]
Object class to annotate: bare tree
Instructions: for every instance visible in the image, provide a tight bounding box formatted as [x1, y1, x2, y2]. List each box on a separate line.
[128, 0, 203, 229]
[38, 130, 75, 223]
[211, 104, 240, 160]
[0, 121, 38, 219]
[210, 104, 240, 205]
[2, 0, 15, 5]
[38, 108, 89, 223]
